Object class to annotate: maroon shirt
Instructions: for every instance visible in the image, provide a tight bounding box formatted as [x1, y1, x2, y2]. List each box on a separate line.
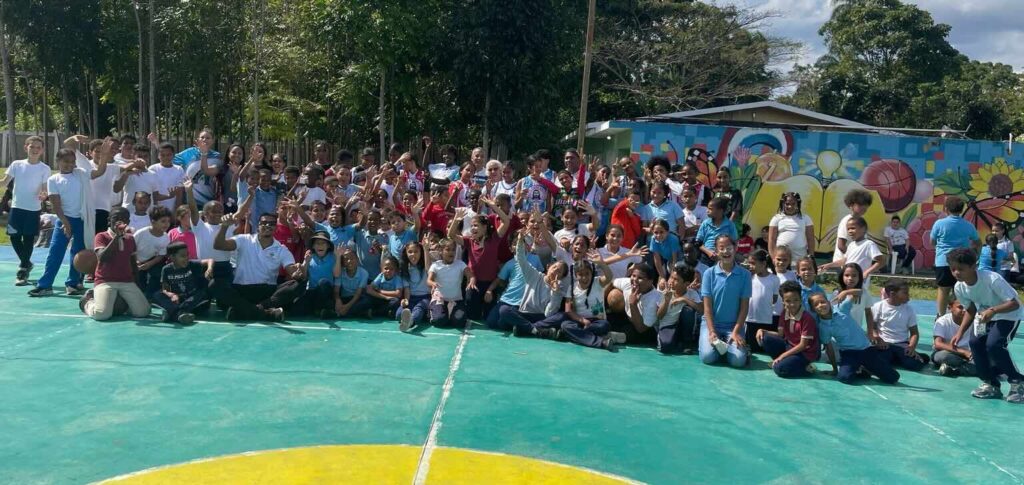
[94, 231, 137, 284]
[463, 235, 502, 282]
[783, 310, 821, 362]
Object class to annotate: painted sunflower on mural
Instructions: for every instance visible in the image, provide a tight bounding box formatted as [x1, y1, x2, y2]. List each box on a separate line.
[963, 159, 1024, 230]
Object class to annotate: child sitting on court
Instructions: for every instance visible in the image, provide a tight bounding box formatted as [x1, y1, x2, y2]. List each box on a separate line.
[699, 235, 751, 368]
[556, 255, 621, 350]
[335, 250, 370, 317]
[427, 238, 475, 328]
[931, 297, 974, 377]
[153, 242, 212, 325]
[364, 255, 405, 318]
[865, 280, 929, 371]
[809, 292, 899, 385]
[756, 281, 820, 378]
[134, 206, 173, 297]
[946, 248, 1023, 402]
[80, 207, 151, 321]
[655, 263, 702, 354]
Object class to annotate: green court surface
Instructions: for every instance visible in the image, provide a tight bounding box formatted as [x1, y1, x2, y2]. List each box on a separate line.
[1, 252, 1022, 484]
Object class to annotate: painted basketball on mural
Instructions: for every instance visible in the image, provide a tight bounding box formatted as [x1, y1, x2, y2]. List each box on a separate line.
[860, 159, 916, 212]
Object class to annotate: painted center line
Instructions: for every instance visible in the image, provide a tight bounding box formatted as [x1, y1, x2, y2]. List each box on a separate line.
[413, 325, 472, 485]
[864, 385, 1021, 483]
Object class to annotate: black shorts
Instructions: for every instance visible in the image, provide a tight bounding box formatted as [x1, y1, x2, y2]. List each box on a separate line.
[6, 208, 40, 237]
[935, 266, 957, 287]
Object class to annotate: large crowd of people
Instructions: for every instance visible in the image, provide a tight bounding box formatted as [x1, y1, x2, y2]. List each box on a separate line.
[1, 131, 1020, 404]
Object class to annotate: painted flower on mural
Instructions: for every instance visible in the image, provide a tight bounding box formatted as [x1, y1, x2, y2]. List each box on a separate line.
[963, 159, 1024, 230]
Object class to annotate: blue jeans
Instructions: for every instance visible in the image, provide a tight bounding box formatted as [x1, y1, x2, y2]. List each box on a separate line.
[396, 294, 431, 325]
[37, 217, 85, 290]
[698, 325, 748, 367]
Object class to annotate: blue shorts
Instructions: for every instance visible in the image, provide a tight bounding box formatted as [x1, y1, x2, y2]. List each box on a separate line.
[7, 208, 40, 237]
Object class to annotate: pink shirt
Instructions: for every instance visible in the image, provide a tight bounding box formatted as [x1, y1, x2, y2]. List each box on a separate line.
[169, 227, 197, 260]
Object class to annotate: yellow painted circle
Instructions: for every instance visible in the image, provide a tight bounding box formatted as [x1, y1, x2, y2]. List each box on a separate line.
[99, 445, 638, 484]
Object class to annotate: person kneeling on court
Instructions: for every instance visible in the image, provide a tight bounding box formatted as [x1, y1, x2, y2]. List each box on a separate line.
[152, 242, 212, 325]
[213, 212, 305, 322]
[755, 281, 820, 378]
[80, 207, 151, 321]
[698, 235, 751, 367]
[809, 292, 899, 385]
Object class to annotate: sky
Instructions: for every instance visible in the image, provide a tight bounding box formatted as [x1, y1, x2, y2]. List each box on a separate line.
[721, 0, 1024, 75]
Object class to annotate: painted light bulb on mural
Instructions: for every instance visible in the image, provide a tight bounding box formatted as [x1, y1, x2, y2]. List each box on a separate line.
[816, 150, 842, 180]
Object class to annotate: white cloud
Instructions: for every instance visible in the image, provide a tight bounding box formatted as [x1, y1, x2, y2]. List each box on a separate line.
[719, 0, 1024, 74]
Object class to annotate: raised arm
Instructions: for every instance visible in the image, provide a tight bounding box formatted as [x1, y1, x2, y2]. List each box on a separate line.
[213, 214, 238, 251]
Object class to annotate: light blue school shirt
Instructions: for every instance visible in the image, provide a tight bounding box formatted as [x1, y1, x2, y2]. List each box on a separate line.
[388, 229, 417, 258]
[497, 254, 543, 306]
[352, 229, 385, 280]
[700, 264, 753, 333]
[307, 253, 337, 289]
[800, 282, 826, 311]
[817, 311, 871, 351]
[695, 217, 738, 251]
[929, 215, 979, 266]
[316, 222, 356, 247]
[979, 246, 1007, 272]
[371, 273, 405, 292]
[406, 266, 431, 296]
[639, 199, 685, 233]
[650, 233, 682, 262]
[338, 266, 369, 297]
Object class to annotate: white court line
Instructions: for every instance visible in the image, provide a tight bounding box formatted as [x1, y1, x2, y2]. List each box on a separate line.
[0, 311, 465, 338]
[413, 328, 471, 485]
[863, 385, 1021, 483]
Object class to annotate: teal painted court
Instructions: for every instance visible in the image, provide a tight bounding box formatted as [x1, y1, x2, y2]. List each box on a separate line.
[1, 250, 1022, 484]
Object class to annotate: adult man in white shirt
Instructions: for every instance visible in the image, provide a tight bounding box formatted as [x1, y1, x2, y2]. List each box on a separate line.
[213, 212, 305, 322]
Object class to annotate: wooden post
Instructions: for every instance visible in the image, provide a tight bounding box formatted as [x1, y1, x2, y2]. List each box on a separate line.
[576, 0, 597, 153]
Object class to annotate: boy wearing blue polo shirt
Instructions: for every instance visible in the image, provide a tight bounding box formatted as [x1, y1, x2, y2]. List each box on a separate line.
[929, 196, 980, 316]
[946, 249, 1023, 403]
[365, 255, 406, 318]
[699, 234, 751, 367]
[809, 292, 900, 384]
[694, 197, 738, 265]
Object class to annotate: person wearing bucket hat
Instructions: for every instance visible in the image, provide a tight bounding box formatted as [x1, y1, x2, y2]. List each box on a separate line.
[292, 231, 339, 319]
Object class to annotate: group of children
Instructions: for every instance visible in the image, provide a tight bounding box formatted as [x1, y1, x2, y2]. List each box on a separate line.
[2, 135, 1020, 403]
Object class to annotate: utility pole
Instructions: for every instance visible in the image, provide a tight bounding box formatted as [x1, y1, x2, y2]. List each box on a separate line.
[576, 0, 597, 153]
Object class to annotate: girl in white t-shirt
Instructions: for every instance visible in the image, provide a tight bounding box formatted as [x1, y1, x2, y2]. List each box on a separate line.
[768, 192, 814, 263]
[426, 238, 475, 328]
[654, 263, 703, 354]
[558, 253, 620, 350]
[745, 249, 780, 352]
[833, 262, 868, 327]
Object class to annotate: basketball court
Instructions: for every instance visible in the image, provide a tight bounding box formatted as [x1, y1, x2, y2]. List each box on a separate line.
[1, 247, 1022, 484]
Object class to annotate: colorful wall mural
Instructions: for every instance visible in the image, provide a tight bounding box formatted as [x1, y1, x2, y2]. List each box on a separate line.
[615, 121, 1024, 269]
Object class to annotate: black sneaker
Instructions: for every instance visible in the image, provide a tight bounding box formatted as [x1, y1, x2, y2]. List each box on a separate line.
[178, 313, 196, 325]
[15, 268, 28, 286]
[28, 287, 54, 297]
[161, 310, 173, 323]
[536, 327, 560, 340]
[224, 307, 236, 322]
[79, 289, 94, 313]
[65, 285, 85, 296]
[512, 325, 521, 337]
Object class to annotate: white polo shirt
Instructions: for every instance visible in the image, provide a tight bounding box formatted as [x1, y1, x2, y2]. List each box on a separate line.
[612, 277, 663, 327]
[149, 163, 186, 212]
[230, 234, 295, 285]
[194, 221, 236, 262]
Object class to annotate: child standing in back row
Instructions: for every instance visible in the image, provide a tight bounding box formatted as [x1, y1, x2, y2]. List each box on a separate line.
[866, 280, 929, 371]
[821, 216, 884, 303]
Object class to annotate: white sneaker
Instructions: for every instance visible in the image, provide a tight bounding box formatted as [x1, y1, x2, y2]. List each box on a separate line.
[399, 308, 413, 332]
[939, 363, 955, 376]
[608, 332, 627, 345]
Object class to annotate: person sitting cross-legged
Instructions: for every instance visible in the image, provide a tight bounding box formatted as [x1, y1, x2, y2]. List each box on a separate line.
[212, 211, 305, 322]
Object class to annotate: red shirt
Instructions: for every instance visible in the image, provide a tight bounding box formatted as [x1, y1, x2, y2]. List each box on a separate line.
[489, 213, 521, 264]
[737, 236, 753, 256]
[421, 202, 450, 235]
[94, 231, 138, 284]
[274, 223, 305, 277]
[783, 311, 820, 362]
[463, 235, 502, 281]
[611, 199, 644, 249]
